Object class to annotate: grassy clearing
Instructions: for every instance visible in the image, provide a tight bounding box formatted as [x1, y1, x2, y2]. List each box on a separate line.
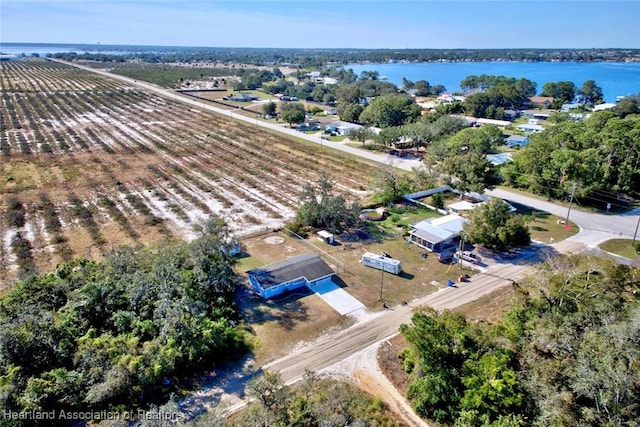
[375, 205, 441, 235]
[239, 288, 351, 366]
[598, 239, 639, 259]
[508, 201, 579, 243]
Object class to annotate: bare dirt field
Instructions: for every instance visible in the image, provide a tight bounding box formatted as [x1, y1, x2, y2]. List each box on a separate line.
[0, 59, 378, 287]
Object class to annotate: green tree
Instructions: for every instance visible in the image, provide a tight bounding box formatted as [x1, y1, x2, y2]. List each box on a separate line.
[359, 94, 421, 128]
[444, 126, 504, 155]
[279, 102, 306, 127]
[431, 192, 445, 209]
[340, 103, 364, 123]
[262, 101, 276, 117]
[611, 94, 639, 118]
[540, 81, 577, 105]
[413, 80, 431, 96]
[335, 84, 362, 118]
[371, 165, 413, 205]
[460, 349, 524, 419]
[376, 126, 403, 147]
[463, 199, 531, 250]
[438, 153, 497, 195]
[401, 309, 477, 424]
[350, 126, 376, 147]
[578, 79, 604, 105]
[294, 174, 360, 232]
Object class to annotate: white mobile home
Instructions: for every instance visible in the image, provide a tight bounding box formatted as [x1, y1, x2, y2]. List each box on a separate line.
[360, 252, 402, 275]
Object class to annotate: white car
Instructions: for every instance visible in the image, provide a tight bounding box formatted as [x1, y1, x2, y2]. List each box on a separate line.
[455, 251, 481, 264]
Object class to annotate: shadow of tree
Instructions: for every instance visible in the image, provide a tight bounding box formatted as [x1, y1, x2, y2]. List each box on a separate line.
[235, 284, 310, 330]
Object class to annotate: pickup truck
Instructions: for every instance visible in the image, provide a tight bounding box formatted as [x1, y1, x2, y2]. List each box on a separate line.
[455, 250, 481, 265]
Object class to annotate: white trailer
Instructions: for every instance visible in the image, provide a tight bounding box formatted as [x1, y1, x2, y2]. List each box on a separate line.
[360, 252, 402, 275]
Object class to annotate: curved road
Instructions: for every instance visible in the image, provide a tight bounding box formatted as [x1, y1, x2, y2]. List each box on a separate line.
[56, 58, 640, 247]
[486, 188, 640, 246]
[58, 60, 639, 422]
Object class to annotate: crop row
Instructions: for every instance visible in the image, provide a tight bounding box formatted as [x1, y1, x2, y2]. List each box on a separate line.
[0, 58, 378, 282]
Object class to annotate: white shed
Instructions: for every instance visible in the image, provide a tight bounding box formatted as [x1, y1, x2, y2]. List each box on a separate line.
[317, 230, 334, 245]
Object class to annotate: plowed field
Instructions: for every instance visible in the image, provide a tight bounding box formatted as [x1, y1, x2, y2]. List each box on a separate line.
[0, 59, 376, 286]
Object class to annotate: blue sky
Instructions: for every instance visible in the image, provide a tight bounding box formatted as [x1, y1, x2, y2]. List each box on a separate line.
[2, 1, 639, 49]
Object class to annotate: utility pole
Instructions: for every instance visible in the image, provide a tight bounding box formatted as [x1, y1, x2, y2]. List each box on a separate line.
[379, 266, 384, 302]
[565, 182, 577, 225]
[457, 234, 465, 267]
[633, 214, 640, 246]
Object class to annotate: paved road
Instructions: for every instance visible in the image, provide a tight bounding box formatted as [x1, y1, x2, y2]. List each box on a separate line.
[58, 60, 639, 421]
[264, 241, 578, 382]
[59, 58, 638, 248]
[486, 188, 640, 246]
[51, 58, 424, 172]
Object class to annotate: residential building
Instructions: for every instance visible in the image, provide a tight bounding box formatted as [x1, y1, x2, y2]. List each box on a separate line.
[527, 96, 554, 108]
[516, 123, 544, 133]
[409, 214, 468, 252]
[504, 135, 530, 148]
[247, 253, 335, 299]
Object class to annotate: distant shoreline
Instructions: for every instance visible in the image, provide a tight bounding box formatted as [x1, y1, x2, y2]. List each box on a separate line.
[1, 42, 639, 64]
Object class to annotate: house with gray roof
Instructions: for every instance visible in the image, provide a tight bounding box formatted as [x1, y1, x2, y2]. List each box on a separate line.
[516, 123, 544, 133]
[409, 214, 468, 252]
[247, 253, 335, 299]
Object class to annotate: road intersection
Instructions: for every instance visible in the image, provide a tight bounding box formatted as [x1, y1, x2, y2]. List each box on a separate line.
[57, 59, 639, 423]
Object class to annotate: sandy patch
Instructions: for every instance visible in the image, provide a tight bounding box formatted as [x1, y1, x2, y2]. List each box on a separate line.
[264, 236, 285, 245]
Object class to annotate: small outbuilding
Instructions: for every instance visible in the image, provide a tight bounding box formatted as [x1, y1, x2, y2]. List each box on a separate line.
[317, 230, 335, 245]
[247, 253, 335, 299]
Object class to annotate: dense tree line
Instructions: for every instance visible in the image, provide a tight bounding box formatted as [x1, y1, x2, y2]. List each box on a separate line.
[47, 47, 640, 68]
[402, 77, 446, 96]
[461, 76, 537, 119]
[233, 68, 281, 90]
[501, 109, 640, 201]
[400, 255, 640, 426]
[0, 217, 246, 426]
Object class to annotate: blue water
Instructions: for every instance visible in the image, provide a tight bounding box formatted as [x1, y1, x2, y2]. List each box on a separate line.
[3, 43, 639, 103]
[347, 62, 640, 103]
[0, 42, 176, 56]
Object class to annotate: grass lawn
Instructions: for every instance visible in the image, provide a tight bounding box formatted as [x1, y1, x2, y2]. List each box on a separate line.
[598, 239, 639, 259]
[495, 185, 640, 215]
[509, 201, 579, 243]
[327, 135, 347, 142]
[375, 205, 441, 236]
[235, 224, 479, 364]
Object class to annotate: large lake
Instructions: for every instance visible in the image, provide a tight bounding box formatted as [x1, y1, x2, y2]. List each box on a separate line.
[3, 43, 639, 103]
[346, 62, 640, 103]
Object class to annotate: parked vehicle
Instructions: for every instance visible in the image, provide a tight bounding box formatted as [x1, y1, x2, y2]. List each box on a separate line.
[438, 253, 453, 264]
[455, 250, 481, 264]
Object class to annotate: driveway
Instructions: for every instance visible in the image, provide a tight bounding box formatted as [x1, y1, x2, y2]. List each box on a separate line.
[308, 278, 365, 315]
